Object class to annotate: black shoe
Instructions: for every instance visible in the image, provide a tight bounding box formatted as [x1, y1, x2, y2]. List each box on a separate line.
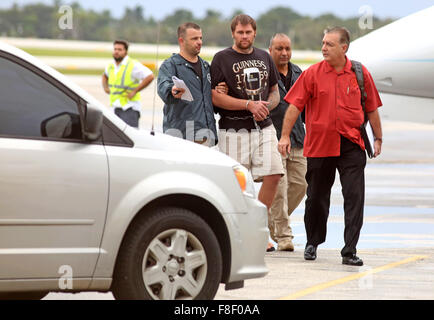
[304, 244, 317, 260]
[266, 246, 276, 252]
[342, 255, 363, 266]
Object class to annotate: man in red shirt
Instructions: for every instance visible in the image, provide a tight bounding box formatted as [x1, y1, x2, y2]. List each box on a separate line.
[278, 27, 383, 266]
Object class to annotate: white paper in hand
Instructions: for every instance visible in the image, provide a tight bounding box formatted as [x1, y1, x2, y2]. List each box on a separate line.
[172, 76, 194, 102]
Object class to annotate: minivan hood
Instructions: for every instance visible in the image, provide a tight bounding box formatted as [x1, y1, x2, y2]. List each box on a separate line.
[125, 127, 239, 168]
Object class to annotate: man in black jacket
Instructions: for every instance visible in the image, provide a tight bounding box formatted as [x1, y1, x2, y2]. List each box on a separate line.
[158, 22, 227, 146]
[269, 33, 307, 251]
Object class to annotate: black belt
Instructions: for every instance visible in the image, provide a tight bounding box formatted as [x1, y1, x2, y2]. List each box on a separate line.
[219, 116, 272, 131]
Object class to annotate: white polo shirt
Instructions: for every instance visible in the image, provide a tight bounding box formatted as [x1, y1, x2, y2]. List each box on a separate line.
[104, 55, 153, 112]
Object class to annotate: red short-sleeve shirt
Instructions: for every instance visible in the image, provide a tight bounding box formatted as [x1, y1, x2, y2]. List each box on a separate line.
[284, 57, 382, 157]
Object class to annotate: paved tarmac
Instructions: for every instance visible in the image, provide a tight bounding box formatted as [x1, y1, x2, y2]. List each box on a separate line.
[44, 76, 434, 300]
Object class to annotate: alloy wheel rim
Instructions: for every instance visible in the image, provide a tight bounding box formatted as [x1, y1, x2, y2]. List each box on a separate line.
[142, 229, 208, 300]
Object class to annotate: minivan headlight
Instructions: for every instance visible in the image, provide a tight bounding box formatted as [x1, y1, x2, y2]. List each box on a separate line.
[233, 165, 256, 198]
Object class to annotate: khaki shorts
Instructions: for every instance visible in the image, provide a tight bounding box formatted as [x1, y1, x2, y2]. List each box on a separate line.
[218, 125, 284, 182]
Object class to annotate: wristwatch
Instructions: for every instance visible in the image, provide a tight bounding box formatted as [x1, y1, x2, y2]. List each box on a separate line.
[374, 137, 383, 142]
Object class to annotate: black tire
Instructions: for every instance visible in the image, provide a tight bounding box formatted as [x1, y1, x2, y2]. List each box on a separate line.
[0, 291, 49, 300]
[111, 207, 223, 300]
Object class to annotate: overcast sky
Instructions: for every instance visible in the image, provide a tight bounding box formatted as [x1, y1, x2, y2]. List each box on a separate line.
[1, 0, 433, 20]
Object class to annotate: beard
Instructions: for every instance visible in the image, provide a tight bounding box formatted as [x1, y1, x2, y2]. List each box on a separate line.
[236, 40, 253, 51]
[113, 55, 124, 62]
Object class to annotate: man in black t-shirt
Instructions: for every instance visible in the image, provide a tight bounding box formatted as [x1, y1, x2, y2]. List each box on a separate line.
[211, 14, 284, 252]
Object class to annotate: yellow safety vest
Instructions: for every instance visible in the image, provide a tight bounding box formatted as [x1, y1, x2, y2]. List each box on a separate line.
[107, 58, 141, 107]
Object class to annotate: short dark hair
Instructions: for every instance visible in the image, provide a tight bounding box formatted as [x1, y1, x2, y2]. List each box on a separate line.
[324, 27, 350, 47]
[113, 39, 129, 51]
[231, 14, 256, 32]
[269, 33, 290, 48]
[177, 22, 201, 39]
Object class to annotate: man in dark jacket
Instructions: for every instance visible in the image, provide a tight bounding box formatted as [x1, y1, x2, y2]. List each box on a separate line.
[157, 22, 226, 146]
[269, 34, 307, 251]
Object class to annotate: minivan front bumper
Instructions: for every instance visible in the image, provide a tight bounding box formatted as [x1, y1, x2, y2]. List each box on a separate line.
[222, 196, 269, 283]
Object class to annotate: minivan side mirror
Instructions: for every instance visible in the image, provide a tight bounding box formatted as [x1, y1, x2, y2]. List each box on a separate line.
[83, 104, 103, 141]
[41, 112, 81, 139]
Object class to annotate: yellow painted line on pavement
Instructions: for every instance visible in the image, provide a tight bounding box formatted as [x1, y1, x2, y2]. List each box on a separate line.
[280, 255, 428, 300]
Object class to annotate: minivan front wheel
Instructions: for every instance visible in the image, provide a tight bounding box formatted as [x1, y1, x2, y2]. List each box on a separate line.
[112, 207, 223, 300]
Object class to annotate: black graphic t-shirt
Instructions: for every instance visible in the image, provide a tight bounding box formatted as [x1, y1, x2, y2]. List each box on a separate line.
[211, 47, 279, 130]
[180, 56, 203, 83]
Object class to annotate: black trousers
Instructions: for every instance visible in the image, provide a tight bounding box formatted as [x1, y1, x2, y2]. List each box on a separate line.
[304, 136, 366, 257]
[114, 107, 140, 128]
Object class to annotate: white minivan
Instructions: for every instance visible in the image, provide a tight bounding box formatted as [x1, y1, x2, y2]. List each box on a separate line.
[0, 41, 269, 300]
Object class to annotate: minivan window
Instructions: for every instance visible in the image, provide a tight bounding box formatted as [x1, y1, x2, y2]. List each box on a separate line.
[0, 56, 82, 140]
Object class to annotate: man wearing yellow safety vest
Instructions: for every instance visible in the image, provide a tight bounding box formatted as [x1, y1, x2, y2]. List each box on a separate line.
[102, 40, 154, 128]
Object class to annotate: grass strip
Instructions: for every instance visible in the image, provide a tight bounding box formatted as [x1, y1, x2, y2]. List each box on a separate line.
[21, 47, 319, 65]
